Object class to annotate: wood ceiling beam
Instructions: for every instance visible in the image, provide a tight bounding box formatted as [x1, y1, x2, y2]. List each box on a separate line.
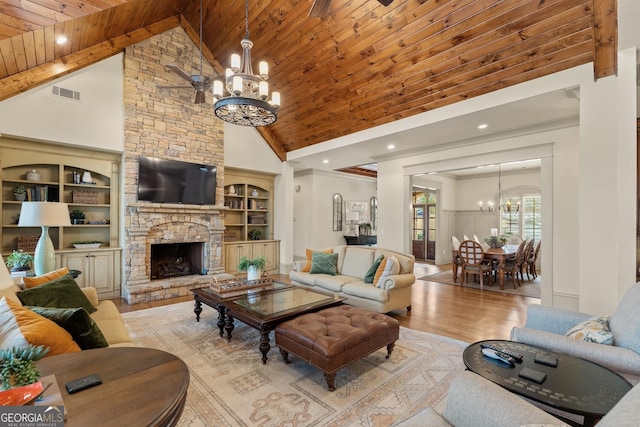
[0, 16, 179, 102]
[592, 0, 617, 79]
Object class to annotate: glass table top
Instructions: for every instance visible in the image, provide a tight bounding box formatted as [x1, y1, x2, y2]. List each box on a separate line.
[232, 287, 339, 317]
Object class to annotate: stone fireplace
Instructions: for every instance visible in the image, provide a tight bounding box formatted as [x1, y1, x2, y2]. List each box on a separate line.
[122, 203, 229, 304]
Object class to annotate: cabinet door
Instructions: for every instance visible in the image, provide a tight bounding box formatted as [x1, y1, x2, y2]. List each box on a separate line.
[252, 241, 279, 272]
[225, 243, 253, 274]
[88, 251, 114, 294]
[61, 250, 114, 294]
[61, 252, 88, 288]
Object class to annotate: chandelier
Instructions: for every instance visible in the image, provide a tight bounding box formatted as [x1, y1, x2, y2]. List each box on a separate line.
[213, 0, 280, 127]
[478, 164, 520, 214]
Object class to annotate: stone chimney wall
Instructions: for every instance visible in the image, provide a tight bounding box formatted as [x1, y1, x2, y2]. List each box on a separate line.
[122, 26, 226, 303]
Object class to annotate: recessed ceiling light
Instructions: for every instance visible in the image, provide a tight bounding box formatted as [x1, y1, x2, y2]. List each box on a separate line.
[56, 35, 68, 45]
[322, 159, 329, 164]
[387, 144, 395, 150]
[428, 172, 437, 175]
[477, 123, 489, 130]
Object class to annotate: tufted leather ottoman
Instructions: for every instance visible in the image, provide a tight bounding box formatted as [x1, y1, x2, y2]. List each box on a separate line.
[275, 305, 400, 391]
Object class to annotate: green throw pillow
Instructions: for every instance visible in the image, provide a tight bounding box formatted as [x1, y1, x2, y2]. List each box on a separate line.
[29, 306, 108, 350]
[310, 251, 339, 275]
[17, 274, 97, 314]
[364, 254, 385, 284]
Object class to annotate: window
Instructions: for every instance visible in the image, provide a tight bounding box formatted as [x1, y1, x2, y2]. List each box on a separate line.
[499, 194, 541, 242]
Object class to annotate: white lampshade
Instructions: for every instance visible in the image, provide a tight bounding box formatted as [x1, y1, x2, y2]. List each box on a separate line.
[18, 202, 71, 275]
[19, 202, 71, 227]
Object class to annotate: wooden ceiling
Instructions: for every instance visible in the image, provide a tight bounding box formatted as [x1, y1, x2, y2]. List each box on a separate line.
[0, 0, 617, 162]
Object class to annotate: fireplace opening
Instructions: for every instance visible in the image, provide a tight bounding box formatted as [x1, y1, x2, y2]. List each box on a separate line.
[150, 242, 204, 280]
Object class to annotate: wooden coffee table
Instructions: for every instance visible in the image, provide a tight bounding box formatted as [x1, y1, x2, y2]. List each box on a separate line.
[192, 285, 345, 364]
[463, 340, 632, 426]
[37, 347, 189, 427]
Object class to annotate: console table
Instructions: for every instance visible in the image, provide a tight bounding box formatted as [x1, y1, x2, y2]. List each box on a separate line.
[344, 235, 377, 245]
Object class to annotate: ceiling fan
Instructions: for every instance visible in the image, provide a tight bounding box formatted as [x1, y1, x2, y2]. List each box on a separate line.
[158, 0, 213, 104]
[309, 0, 393, 18]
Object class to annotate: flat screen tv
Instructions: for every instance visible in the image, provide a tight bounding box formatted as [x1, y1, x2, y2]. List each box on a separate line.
[137, 156, 217, 205]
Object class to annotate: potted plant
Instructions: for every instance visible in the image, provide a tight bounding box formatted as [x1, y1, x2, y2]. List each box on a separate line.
[5, 250, 33, 272]
[248, 229, 263, 240]
[13, 184, 26, 201]
[484, 235, 508, 248]
[69, 209, 85, 225]
[238, 256, 266, 281]
[0, 345, 49, 390]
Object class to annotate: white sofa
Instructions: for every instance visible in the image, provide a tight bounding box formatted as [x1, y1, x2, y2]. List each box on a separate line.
[289, 245, 415, 313]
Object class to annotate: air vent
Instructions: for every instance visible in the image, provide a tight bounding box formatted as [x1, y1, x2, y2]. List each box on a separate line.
[51, 85, 81, 101]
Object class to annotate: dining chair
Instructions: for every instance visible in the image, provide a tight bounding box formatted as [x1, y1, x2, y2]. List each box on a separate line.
[522, 239, 535, 281]
[458, 240, 492, 290]
[527, 240, 541, 279]
[502, 239, 527, 288]
[451, 235, 460, 250]
[506, 235, 523, 245]
[473, 234, 481, 244]
[463, 235, 470, 241]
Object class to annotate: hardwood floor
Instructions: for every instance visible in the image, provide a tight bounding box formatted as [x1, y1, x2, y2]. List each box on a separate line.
[110, 262, 539, 343]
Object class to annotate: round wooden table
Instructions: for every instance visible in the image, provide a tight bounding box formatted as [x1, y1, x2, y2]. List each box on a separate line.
[37, 347, 189, 427]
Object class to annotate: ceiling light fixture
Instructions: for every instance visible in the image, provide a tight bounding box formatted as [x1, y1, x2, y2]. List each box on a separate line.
[477, 123, 489, 130]
[56, 35, 67, 45]
[387, 144, 395, 150]
[213, 0, 280, 126]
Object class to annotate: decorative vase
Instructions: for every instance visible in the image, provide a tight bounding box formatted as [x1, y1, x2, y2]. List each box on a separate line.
[14, 193, 25, 201]
[247, 266, 260, 281]
[251, 189, 258, 197]
[81, 171, 93, 183]
[26, 170, 41, 181]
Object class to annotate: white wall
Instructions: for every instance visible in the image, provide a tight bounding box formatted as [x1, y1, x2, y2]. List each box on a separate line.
[293, 170, 376, 259]
[0, 55, 124, 152]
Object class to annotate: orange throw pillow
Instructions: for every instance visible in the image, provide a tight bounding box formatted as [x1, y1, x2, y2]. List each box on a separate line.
[0, 297, 81, 356]
[23, 267, 70, 289]
[301, 248, 333, 272]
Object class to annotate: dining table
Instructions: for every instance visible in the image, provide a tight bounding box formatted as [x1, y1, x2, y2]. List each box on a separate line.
[452, 244, 519, 290]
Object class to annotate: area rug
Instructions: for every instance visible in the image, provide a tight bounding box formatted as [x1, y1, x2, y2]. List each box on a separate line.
[122, 301, 467, 426]
[418, 270, 541, 298]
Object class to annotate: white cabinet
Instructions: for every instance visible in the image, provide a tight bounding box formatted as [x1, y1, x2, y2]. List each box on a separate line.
[60, 249, 120, 297]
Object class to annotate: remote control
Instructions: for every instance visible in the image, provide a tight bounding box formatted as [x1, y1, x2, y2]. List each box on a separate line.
[481, 348, 516, 367]
[480, 343, 524, 362]
[65, 373, 102, 394]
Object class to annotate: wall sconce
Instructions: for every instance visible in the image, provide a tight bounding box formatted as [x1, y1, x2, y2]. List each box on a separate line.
[478, 201, 494, 213]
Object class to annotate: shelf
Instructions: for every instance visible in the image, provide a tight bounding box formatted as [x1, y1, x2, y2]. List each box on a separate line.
[223, 169, 274, 243]
[65, 183, 110, 190]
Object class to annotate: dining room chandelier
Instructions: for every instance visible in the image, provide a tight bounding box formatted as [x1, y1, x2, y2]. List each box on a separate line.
[478, 164, 520, 214]
[212, 0, 280, 127]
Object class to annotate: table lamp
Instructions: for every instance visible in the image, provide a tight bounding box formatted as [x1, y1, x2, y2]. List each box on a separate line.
[18, 202, 71, 275]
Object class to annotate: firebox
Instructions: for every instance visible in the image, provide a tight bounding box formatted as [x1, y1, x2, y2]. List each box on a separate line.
[150, 242, 204, 280]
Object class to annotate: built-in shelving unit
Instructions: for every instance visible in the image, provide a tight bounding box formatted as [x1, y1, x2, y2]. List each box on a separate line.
[0, 136, 122, 297]
[223, 168, 279, 274]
